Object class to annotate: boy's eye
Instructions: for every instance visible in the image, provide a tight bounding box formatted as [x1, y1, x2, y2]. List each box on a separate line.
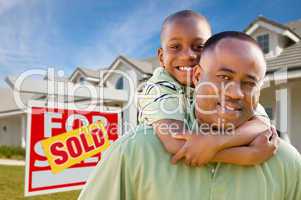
[193, 44, 204, 51]
[197, 44, 204, 50]
[168, 44, 180, 50]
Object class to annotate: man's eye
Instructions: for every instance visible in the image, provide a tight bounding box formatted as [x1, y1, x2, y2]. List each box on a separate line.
[243, 81, 256, 87]
[218, 75, 231, 81]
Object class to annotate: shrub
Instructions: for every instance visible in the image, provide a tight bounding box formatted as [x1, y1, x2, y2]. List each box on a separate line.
[0, 145, 25, 160]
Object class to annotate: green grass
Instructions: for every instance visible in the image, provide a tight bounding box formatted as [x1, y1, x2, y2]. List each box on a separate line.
[0, 165, 80, 200]
[0, 145, 25, 160]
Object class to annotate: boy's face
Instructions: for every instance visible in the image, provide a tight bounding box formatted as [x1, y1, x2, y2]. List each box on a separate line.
[158, 17, 211, 86]
[193, 38, 266, 129]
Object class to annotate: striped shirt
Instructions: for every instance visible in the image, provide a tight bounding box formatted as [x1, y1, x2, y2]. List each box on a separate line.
[138, 67, 194, 125]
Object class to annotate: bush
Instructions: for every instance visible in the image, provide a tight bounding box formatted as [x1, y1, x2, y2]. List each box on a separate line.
[0, 145, 25, 160]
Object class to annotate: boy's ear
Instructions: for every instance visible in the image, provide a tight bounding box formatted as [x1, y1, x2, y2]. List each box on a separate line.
[157, 48, 164, 67]
[192, 65, 203, 86]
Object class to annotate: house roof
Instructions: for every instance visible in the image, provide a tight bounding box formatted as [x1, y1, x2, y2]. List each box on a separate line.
[115, 55, 160, 74]
[286, 19, 301, 37]
[244, 16, 301, 42]
[121, 56, 154, 74]
[141, 57, 160, 71]
[101, 55, 160, 83]
[266, 41, 301, 72]
[0, 87, 34, 114]
[80, 67, 105, 79]
[243, 16, 301, 72]
[69, 67, 107, 81]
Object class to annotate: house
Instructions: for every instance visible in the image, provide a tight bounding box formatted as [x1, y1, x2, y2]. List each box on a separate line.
[0, 16, 300, 153]
[0, 56, 160, 148]
[244, 16, 301, 151]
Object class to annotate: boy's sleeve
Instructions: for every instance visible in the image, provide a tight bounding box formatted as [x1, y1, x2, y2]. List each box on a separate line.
[78, 141, 134, 200]
[138, 82, 186, 125]
[254, 103, 269, 119]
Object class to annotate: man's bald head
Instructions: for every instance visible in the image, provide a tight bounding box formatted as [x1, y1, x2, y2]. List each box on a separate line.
[194, 31, 267, 129]
[160, 10, 211, 43]
[200, 31, 266, 80]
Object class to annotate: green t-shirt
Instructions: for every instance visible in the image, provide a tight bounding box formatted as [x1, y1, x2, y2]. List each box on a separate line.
[78, 125, 301, 200]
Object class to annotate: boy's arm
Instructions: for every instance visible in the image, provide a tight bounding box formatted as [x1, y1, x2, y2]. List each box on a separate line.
[153, 119, 186, 154]
[168, 116, 275, 166]
[211, 128, 278, 165]
[154, 119, 262, 166]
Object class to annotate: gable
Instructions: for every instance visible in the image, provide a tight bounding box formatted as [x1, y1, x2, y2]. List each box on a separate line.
[245, 17, 300, 43]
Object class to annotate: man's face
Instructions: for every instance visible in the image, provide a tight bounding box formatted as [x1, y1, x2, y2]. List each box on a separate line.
[194, 38, 266, 129]
[158, 17, 212, 86]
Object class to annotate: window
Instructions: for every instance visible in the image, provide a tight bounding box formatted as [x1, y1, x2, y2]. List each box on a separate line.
[79, 77, 85, 84]
[265, 107, 274, 120]
[116, 77, 124, 89]
[257, 34, 269, 54]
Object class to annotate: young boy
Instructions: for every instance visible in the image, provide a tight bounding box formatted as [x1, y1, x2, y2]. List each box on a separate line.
[138, 10, 278, 166]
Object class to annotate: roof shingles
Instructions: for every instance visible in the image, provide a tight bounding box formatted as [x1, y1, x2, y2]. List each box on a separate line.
[267, 41, 301, 71]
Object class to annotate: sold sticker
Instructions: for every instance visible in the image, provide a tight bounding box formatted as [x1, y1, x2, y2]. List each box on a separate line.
[41, 121, 110, 174]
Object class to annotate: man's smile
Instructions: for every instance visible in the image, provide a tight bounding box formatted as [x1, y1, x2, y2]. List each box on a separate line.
[217, 102, 243, 114]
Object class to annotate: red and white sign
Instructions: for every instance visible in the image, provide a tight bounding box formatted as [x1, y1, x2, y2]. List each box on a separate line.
[25, 102, 121, 196]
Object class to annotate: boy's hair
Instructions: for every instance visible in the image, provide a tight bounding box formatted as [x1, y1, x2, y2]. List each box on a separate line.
[202, 31, 263, 54]
[160, 10, 210, 42]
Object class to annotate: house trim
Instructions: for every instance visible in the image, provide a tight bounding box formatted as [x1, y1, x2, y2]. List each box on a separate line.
[245, 17, 301, 43]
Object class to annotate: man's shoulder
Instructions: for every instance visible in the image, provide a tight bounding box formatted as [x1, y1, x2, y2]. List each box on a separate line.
[273, 139, 301, 166]
[110, 125, 164, 154]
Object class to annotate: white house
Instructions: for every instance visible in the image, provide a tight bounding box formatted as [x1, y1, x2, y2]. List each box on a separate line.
[0, 16, 300, 153]
[245, 16, 301, 151]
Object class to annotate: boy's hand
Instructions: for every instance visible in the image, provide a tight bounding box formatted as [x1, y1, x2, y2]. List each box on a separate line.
[156, 133, 185, 154]
[171, 134, 220, 167]
[247, 126, 279, 165]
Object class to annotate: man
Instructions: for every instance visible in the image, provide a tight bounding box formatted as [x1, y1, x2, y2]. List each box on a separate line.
[78, 32, 301, 200]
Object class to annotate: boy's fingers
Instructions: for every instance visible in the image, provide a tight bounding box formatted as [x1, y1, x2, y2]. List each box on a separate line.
[171, 143, 188, 164]
[185, 158, 191, 166]
[267, 132, 279, 154]
[270, 126, 278, 138]
[191, 159, 198, 167]
[270, 132, 279, 147]
[173, 134, 190, 140]
[258, 133, 269, 143]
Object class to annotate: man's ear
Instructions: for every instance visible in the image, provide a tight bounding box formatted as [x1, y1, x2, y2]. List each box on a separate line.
[157, 48, 164, 67]
[192, 64, 203, 86]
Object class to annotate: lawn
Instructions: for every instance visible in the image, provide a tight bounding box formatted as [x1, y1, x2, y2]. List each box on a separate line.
[0, 165, 80, 200]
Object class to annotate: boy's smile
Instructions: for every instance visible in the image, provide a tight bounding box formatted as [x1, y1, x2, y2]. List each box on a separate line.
[158, 15, 211, 86]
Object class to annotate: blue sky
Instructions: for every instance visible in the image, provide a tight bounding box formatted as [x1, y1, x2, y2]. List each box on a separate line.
[0, 0, 300, 86]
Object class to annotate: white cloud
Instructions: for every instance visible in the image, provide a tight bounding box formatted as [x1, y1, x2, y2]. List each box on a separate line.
[0, 0, 22, 15]
[0, 0, 208, 87]
[75, 0, 204, 68]
[0, 0, 64, 86]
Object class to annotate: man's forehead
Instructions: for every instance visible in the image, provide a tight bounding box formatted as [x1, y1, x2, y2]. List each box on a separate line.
[202, 38, 266, 79]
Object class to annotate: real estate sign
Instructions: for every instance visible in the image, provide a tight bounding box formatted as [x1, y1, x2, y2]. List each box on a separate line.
[25, 102, 121, 196]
